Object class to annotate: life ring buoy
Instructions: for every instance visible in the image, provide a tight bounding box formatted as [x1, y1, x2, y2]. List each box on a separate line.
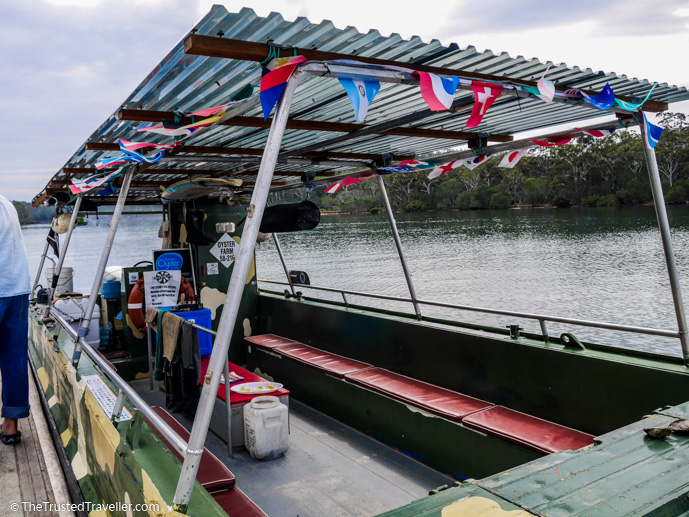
[127, 276, 196, 332]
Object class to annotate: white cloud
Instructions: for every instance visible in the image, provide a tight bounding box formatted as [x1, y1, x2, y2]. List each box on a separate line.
[2, 0, 688, 202]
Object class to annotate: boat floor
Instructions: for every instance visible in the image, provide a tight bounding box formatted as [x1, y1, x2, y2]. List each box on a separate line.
[1, 370, 74, 517]
[131, 378, 453, 517]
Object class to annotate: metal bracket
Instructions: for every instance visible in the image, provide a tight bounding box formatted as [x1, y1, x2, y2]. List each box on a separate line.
[560, 333, 586, 351]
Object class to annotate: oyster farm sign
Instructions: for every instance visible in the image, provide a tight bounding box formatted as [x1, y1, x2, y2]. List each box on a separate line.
[210, 234, 238, 268]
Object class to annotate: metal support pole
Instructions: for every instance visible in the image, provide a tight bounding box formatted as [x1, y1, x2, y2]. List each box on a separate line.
[146, 325, 154, 391]
[72, 168, 134, 366]
[172, 71, 303, 512]
[45, 196, 83, 318]
[636, 113, 689, 365]
[376, 175, 422, 320]
[273, 233, 295, 296]
[223, 360, 233, 458]
[111, 389, 127, 422]
[539, 319, 549, 344]
[32, 236, 51, 296]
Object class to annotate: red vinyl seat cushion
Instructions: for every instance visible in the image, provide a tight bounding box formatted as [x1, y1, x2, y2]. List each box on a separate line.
[344, 368, 492, 421]
[245, 334, 296, 349]
[462, 406, 595, 454]
[274, 343, 373, 379]
[212, 488, 267, 517]
[149, 406, 235, 492]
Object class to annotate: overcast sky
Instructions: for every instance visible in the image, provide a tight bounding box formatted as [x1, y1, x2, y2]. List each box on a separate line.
[1, 0, 688, 202]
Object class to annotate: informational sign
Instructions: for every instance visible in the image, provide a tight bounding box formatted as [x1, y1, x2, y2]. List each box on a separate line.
[207, 262, 219, 275]
[143, 270, 181, 308]
[153, 248, 193, 282]
[82, 375, 132, 421]
[210, 234, 238, 269]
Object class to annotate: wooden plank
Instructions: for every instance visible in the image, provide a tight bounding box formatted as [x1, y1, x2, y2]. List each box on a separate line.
[117, 110, 513, 143]
[84, 142, 413, 161]
[15, 412, 58, 516]
[183, 34, 667, 113]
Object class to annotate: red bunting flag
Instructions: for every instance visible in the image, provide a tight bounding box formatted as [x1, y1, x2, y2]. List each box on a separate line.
[531, 138, 571, 147]
[325, 174, 374, 194]
[467, 82, 503, 128]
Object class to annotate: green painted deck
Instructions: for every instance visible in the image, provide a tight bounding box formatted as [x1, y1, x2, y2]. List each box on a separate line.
[381, 402, 689, 516]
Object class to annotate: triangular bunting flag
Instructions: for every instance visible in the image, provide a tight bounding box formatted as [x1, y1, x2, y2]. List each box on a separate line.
[498, 149, 529, 168]
[574, 128, 615, 138]
[260, 56, 308, 119]
[339, 77, 381, 122]
[413, 71, 459, 111]
[428, 160, 462, 179]
[613, 85, 656, 111]
[581, 82, 615, 110]
[531, 138, 571, 147]
[642, 112, 663, 149]
[467, 82, 503, 128]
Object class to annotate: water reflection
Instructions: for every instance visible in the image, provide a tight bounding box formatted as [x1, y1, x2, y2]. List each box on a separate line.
[21, 206, 689, 357]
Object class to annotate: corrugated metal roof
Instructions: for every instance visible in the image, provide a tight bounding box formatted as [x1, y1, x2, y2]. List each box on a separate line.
[33, 4, 689, 205]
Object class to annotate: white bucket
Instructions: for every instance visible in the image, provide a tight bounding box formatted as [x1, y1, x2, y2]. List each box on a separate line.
[52, 298, 100, 349]
[243, 395, 289, 460]
[46, 267, 75, 297]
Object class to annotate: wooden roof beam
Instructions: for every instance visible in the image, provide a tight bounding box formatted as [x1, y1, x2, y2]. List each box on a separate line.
[183, 34, 667, 113]
[84, 142, 412, 161]
[117, 109, 513, 143]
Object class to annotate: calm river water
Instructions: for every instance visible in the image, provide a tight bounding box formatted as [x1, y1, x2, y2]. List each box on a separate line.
[21, 205, 689, 357]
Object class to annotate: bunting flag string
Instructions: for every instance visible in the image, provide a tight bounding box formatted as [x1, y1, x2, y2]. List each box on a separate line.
[413, 71, 459, 111]
[642, 112, 664, 149]
[119, 139, 180, 153]
[136, 108, 229, 139]
[69, 169, 124, 195]
[613, 85, 656, 111]
[260, 55, 308, 119]
[498, 148, 530, 168]
[467, 82, 503, 128]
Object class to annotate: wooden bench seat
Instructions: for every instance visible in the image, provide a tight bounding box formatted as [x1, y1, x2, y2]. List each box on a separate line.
[245, 334, 296, 349]
[271, 342, 373, 379]
[246, 334, 595, 459]
[345, 368, 493, 422]
[462, 405, 595, 454]
[149, 407, 266, 516]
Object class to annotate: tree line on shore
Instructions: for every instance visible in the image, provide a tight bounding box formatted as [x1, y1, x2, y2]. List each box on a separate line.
[12, 201, 54, 225]
[272, 112, 689, 213]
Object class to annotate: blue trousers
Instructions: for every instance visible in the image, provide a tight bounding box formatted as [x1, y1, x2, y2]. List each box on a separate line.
[0, 294, 30, 419]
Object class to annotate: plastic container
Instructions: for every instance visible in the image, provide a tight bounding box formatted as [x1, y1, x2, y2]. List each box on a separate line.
[170, 308, 213, 357]
[46, 267, 74, 297]
[243, 396, 289, 460]
[52, 298, 101, 349]
[102, 280, 121, 300]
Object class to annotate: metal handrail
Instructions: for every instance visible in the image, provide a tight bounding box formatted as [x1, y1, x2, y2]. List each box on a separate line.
[257, 279, 680, 340]
[51, 312, 188, 456]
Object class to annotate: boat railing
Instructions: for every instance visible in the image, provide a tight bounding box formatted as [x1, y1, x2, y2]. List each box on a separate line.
[257, 279, 680, 341]
[51, 311, 189, 456]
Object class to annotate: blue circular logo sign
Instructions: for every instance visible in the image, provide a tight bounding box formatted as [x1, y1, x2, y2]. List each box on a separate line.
[156, 252, 184, 271]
